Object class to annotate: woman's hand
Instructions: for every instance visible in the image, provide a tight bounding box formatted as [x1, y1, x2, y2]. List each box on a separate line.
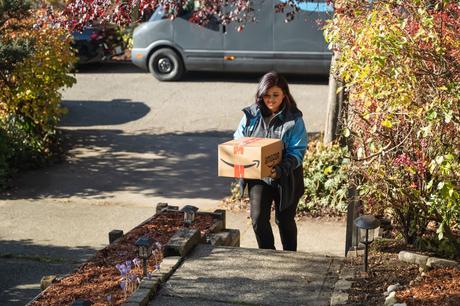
[270, 167, 279, 179]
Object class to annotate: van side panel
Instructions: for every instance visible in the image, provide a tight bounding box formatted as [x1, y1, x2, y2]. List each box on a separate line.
[273, 0, 331, 74]
[133, 21, 173, 49]
[131, 1, 333, 76]
[174, 17, 223, 71]
[223, 0, 274, 72]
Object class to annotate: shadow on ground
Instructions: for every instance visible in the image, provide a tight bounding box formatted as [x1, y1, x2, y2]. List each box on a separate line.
[0, 240, 96, 306]
[60, 99, 150, 127]
[156, 245, 340, 305]
[2, 130, 320, 202]
[1, 129, 235, 201]
[73, 62, 329, 85]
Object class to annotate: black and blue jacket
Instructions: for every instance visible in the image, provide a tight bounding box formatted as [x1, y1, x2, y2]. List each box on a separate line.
[234, 103, 308, 211]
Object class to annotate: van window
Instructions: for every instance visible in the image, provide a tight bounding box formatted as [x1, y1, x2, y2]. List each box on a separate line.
[277, 0, 333, 13]
[150, 6, 166, 21]
[178, 2, 220, 31]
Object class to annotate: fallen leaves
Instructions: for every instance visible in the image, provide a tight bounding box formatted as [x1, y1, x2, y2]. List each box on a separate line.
[30, 211, 215, 305]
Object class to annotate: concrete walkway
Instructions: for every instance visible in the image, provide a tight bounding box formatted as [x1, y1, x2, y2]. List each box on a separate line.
[0, 202, 345, 305]
[151, 244, 342, 306]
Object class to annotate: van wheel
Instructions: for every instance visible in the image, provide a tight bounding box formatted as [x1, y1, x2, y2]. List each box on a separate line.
[148, 48, 184, 81]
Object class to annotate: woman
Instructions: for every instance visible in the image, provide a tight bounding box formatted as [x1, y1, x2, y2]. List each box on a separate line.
[234, 71, 307, 251]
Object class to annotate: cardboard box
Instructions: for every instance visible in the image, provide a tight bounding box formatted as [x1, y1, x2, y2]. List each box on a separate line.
[218, 137, 283, 179]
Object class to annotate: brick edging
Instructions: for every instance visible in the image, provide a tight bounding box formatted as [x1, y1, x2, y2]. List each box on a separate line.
[123, 256, 183, 306]
[122, 206, 239, 306]
[29, 204, 236, 306]
[329, 261, 354, 306]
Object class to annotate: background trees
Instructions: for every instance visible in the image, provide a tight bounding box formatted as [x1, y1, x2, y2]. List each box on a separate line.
[62, 0, 259, 30]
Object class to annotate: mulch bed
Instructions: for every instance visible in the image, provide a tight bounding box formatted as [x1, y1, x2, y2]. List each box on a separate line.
[397, 267, 460, 305]
[346, 251, 419, 305]
[30, 211, 215, 306]
[346, 240, 460, 305]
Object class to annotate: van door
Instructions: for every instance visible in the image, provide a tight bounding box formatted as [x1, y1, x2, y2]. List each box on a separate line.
[173, 5, 224, 71]
[223, 0, 274, 72]
[273, 0, 332, 74]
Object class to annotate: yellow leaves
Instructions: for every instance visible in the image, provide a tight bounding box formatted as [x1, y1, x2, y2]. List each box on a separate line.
[381, 119, 393, 129]
[364, 99, 372, 108]
[2, 19, 77, 132]
[437, 85, 448, 91]
[323, 166, 334, 175]
[324, 1, 460, 250]
[15, 89, 35, 101]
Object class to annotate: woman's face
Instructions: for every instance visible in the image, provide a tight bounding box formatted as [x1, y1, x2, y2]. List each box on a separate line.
[263, 86, 284, 114]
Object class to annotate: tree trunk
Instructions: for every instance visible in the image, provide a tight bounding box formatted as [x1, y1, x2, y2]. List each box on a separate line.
[323, 54, 344, 144]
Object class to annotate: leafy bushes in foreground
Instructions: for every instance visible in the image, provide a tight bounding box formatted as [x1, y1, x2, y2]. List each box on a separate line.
[325, 0, 460, 257]
[298, 139, 349, 216]
[0, 4, 76, 187]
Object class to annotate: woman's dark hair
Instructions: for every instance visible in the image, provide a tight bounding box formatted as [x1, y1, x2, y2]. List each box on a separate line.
[255, 71, 301, 116]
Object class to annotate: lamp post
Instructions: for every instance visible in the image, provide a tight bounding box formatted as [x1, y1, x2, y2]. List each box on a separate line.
[354, 215, 380, 273]
[182, 205, 198, 227]
[135, 236, 153, 277]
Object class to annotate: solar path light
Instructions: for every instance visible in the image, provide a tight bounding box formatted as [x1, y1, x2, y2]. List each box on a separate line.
[182, 205, 198, 227]
[354, 215, 380, 273]
[135, 235, 153, 277]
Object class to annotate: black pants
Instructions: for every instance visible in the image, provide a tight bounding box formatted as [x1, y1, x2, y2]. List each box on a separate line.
[247, 180, 298, 251]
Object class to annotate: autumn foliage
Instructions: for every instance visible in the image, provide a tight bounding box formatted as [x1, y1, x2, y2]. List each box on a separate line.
[0, 2, 76, 186]
[61, 0, 257, 30]
[325, 0, 460, 257]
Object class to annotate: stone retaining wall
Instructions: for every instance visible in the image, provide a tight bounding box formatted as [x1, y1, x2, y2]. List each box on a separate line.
[29, 203, 240, 306]
[122, 204, 240, 306]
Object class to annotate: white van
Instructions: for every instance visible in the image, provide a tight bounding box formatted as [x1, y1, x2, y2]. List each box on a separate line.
[131, 0, 332, 81]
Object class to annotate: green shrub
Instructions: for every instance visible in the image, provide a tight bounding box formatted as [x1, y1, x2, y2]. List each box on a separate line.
[298, 139, 349, 216]
[0, 8, 76, 187]
[325, 0, 460, 257]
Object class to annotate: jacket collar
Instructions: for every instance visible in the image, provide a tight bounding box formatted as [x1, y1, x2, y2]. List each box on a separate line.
[243, 103, 299, 122]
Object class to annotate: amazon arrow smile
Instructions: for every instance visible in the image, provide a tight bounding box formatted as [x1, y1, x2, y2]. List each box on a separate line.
[220, 159, 260, 169]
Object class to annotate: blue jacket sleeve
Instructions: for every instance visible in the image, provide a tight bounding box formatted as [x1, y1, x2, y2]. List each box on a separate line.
[233, 115, 247, 140]
[283, 117, 308, 168]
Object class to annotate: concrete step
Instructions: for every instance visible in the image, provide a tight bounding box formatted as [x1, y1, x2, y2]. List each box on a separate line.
[150, 244, 343, 306]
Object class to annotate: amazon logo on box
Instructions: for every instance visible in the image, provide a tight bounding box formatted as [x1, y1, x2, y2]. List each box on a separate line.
[218, 137, 283, 179]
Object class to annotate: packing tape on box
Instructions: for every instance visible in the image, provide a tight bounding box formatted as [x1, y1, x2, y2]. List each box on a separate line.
[233, 137, 262, 178]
